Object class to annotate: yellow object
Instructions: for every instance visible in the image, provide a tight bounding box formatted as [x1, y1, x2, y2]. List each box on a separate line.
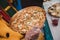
[4, 6, 11, 11]
[0, 17, 23, 40]
[4, 6, 17, 12]
[37, 31, 44, 40]
[12, 6, 18, 12]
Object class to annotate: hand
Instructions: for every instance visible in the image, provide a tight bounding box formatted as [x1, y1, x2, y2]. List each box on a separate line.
[25, 27, 40, 40]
